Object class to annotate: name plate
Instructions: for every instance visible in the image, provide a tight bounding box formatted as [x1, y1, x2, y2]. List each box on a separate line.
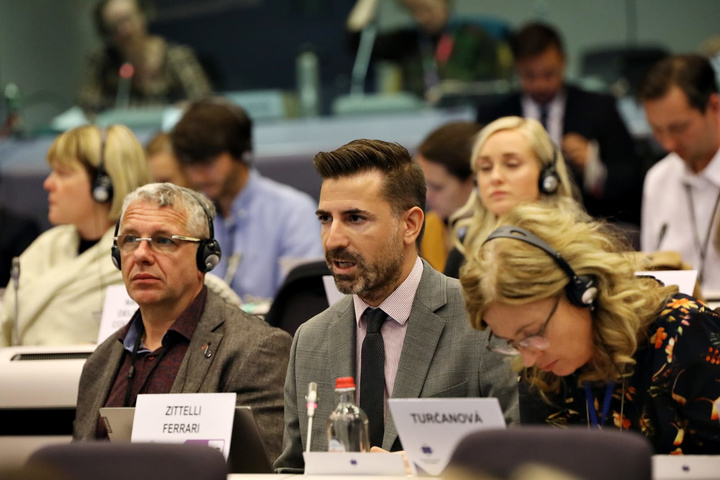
[388, 398, 506, 476]
[132, 393, 237, 459]
[635, 270, 698, 296]
[98, 285, 138, 344]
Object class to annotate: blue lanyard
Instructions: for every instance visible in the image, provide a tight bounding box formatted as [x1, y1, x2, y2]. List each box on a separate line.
[584, 381, 615, 429]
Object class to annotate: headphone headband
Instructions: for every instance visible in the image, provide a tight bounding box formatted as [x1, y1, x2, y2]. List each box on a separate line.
[483, 225, 598, 308]
[92, 127, 114, 203]
[111, 191, 222, 273]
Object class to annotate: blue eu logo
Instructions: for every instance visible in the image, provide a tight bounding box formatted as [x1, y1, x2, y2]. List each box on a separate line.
[421, 445, 433, 455]
[350, 459, 358, 466]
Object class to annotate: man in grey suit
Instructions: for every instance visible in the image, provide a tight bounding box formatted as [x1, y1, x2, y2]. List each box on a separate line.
[274, 140, 518, 473]
[73, 183, 291, 462]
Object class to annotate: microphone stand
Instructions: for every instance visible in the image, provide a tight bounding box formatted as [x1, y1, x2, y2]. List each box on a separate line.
[11, 257, 20, 346]
[306, 382, 318, 452]
[350, 23, 377, 96]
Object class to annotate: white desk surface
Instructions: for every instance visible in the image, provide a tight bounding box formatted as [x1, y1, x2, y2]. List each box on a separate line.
[228, 456, 720, 480]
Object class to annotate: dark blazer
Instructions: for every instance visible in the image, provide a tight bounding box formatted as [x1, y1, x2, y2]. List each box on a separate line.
[273, 260, 519, 473]
[73, 290, 292, 462]
[477, 84, 643, 224]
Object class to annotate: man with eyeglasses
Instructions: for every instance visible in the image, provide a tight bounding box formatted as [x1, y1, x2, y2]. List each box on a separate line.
[73, 183, 291, 462]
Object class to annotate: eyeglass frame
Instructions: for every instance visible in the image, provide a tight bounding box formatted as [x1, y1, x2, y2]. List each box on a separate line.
[485, 295, 561, 356]
[113, 233, 202, 254]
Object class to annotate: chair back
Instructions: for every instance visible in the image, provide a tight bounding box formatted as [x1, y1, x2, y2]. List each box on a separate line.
[449, 426, 652, 480]
[264, 260, 331, 336]
[27, 442, 228, 480]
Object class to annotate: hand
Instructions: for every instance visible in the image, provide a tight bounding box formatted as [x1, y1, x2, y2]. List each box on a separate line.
[561, 133, 590, 171]
[347, 0, 380, 31]
[370, 446, 411, 475]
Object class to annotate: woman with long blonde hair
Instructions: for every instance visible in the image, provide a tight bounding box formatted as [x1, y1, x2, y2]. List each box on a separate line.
[0, 125, 152, 346]
[460, 201, 720, 453]
[444, 116, 578, 277]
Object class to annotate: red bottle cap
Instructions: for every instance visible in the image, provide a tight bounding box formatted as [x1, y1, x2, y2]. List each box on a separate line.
[335, 376, 355, 389]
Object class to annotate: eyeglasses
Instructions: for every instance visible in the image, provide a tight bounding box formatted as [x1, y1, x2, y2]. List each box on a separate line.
[114, 234, 202, 254]
[486, 296, 561, 356]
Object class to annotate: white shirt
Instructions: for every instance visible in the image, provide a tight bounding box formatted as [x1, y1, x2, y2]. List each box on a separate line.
[641, 148, 720, 297]
[522, 92, 606, 194]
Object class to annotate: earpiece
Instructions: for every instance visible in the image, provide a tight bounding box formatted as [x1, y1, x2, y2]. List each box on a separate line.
[111, 193, 222, 273]
[483, 225, 598, 309]
[538, 144, 561, 195]
[92, 128, 114, 203]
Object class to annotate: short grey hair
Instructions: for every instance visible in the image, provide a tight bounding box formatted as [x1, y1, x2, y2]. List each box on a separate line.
[119, 183, 215, 238]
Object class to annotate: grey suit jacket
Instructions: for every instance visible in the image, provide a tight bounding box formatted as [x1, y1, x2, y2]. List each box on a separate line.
[73, 289, 292, 462]
[273, 260, 519, 472]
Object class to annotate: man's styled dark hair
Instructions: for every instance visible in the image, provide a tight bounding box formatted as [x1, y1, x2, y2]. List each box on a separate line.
[314, 139, 426, 246]
[417, 121, 481, 181]
[510, 22, 565, 61]
[639, 54, 719, 113]
[171, 98, 253, 165]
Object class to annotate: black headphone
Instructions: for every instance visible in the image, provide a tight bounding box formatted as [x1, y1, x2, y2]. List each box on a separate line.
[92, 127, 114, 203]
[483, 225, 598, 309]
[538, 144, 561, 195]
[111, 193, 222, 273]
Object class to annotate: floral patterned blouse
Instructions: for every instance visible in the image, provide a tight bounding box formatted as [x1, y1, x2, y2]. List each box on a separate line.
[519, 294, 720, 454]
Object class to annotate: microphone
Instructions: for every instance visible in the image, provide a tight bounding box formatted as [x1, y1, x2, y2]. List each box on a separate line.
[656, 223, 668, 250]
[115, 62, 134, 109]
[305, 381, 318, 452]
[11, 257, 20, 346]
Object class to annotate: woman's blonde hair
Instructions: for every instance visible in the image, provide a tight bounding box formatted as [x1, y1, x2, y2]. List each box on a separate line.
[460, 202, 677, 392]
[451, 116, 578, 255]
[47, 124, 152, 221]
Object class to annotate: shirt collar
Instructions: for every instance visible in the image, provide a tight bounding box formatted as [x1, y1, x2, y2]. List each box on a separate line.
[227, 168, 260, 222]
[119, 286, 207, 352]
[353, 256, 424, 326]
[680, 146, 720, 188]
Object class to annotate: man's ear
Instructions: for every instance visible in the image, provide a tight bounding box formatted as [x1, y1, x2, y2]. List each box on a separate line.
[707, 92, 720, 115]
[402, 206, 424, 246]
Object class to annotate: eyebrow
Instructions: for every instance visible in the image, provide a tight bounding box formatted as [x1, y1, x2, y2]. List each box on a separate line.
[315, 208, 371, 217]
[483, 319, 538, 342]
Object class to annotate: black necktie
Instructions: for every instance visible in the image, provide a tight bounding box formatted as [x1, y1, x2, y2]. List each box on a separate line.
[539, 103, 549, 130]
[360, 307, 388, 448]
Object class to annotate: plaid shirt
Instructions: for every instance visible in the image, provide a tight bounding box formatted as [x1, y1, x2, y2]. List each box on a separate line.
[77, 41, 212, 113]
[96, 287, 207, 439]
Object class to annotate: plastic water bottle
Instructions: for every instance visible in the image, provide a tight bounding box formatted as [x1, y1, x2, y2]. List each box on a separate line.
[296, 47, 320, 117]
[327, 377, 370, 452]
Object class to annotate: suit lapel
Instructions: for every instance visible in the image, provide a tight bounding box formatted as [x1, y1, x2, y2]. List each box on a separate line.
[384, 263, 447, 450]
[327, 297, 356, 382]
[171, 293, 224, 394]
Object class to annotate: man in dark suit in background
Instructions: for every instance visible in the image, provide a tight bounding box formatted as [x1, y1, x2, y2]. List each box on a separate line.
[477, 22, 644, 225]
[274, 139, 518, 473]
[74, 183, 291, 462]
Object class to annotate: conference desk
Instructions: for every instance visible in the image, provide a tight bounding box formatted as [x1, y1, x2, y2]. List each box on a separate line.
[0, 108, 473, 232]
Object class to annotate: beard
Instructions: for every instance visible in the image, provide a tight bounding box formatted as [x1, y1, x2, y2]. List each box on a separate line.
[325, 241, 405, 303]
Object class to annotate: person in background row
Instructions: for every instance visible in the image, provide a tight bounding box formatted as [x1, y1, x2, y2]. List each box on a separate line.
[477, 22, 644, 226]
[0, 125, 152, 346]
[415, 121, 481, 272]
[144, 131, 242, 307]
[145, 131, 190, 187]
[461, 201, 720, 454]
[77, 0, 212, 113]
[171, 98, 322, 302]
[74, 183, 291, 462]
[347, 0, 507, 99]
[274, 139, 518, 473]
[640, 54, 720, 298]
[445, 116, 577, 279]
